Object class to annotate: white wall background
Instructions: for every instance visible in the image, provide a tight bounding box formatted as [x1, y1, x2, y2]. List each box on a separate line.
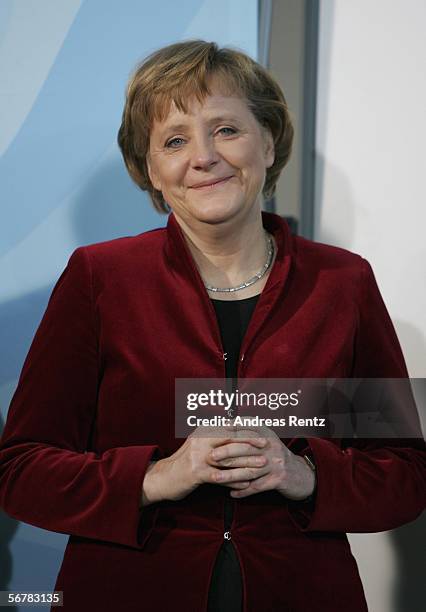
[315, 0, 426, 378]
[315, 2, 426, 611]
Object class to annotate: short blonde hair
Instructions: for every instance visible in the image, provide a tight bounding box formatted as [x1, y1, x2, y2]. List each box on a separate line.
[117, 40, 294, 213]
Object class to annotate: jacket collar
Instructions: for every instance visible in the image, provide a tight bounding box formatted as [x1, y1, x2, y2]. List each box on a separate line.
[164, 211, 294, 355]
[165, 210, 293, 292]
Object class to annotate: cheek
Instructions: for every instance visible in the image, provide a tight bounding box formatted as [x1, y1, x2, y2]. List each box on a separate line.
[240, 152, 269, 185]
[159, 159, 186, 190]
[228, 142, 266, 174]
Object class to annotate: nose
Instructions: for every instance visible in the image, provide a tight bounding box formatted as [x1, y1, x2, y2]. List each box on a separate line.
[189, 133, 219, 171]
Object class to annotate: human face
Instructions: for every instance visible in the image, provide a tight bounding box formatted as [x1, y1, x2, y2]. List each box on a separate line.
[147, 85, 275, 228]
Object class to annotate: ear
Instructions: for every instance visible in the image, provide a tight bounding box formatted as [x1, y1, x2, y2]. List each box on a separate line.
[262, 126, 275, 169]
[146, 154, 162, 192]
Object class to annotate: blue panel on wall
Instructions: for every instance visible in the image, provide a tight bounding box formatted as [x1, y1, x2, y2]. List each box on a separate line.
[0, 0, 201, 256]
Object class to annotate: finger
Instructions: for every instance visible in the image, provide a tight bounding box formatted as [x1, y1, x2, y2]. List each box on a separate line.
[230, 424, 274, 439]
[210, 442, 266, 461]
[222, 481, 251, 490]
[218, 423, 269, 441]
[229, 473, 271, 498]
[213, 466, 268, 484]
[211, 430, 268, 445]
[211, 455, 267, 469]
[230, 486, 255, 498]
[210, 438, 267, 454]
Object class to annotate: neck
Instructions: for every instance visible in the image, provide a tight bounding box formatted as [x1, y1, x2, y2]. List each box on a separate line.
[174, 209, 274, 298]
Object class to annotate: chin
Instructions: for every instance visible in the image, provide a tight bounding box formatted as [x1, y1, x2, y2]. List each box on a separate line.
[195, 209, 241, 226]
[190, 198, 245, 225]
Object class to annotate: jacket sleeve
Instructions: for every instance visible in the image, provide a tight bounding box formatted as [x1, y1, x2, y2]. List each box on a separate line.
[288, 258, 426, 533]
[0, 247, 161, 549]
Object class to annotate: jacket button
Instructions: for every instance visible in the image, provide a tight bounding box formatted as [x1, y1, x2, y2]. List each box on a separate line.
[224, 531, 232, 540]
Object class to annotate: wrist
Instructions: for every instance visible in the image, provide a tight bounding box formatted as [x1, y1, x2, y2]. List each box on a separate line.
[140, 460, 162, 507]
[277, 453, 317, 501]
[297, 454, 317, 502]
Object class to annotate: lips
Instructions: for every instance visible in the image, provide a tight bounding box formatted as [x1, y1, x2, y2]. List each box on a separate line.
[190, 176, 233, 189]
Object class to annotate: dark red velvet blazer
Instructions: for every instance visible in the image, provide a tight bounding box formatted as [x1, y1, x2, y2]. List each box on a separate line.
[0, 212, 424, 612]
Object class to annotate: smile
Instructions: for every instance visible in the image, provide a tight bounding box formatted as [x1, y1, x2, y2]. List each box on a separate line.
[191, 176, 233, 190]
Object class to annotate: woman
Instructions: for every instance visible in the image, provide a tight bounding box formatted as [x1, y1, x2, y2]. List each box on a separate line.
[0, 40, 424, 612]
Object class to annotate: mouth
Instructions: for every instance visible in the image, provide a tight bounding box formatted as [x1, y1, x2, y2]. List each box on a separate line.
[190, 176, 234, 190]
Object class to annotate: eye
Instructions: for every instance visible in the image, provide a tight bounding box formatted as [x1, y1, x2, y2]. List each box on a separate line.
[165, 137, 185, 149]
[218, 127, 236, 136]
[165, 127, 236, 149]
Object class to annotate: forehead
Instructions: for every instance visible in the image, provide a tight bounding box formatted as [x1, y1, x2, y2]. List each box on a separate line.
[149, 73, 251, 128]
[158, 94, 251, 124]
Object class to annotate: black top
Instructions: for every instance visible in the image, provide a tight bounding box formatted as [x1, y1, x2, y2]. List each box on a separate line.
[207, 294, 260, 612]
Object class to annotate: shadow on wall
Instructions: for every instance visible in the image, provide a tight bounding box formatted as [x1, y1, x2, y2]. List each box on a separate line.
[394, 320, 426, 382]
[0, 154, 164, 388]
[391, 513, 426, 612]
[314, 155, 426, 611]
[391, 319, 426, 612]
[0, 286, 55, 386]
[313, 153, 357, 250]
[70, 152, 165, 248]
[0, 412, 19, 612]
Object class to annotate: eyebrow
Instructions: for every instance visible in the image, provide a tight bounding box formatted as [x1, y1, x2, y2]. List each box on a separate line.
[159, 115, 242, 137]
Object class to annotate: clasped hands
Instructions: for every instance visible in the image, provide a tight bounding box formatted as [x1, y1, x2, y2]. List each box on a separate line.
[141, 424, 316, 506]
[208, 425, 316, 501]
